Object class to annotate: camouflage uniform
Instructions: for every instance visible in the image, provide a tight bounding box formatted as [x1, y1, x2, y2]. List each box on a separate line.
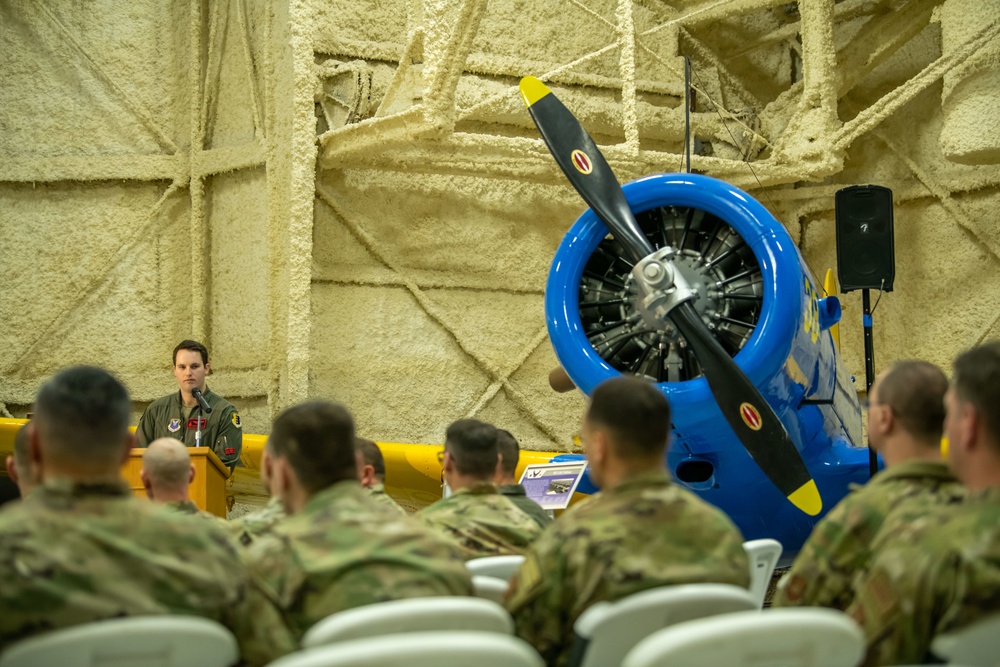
[368, 482, 406, 515]
[504, 470, 749, 667]
[773, 460, 964, 610]
[0, 478, 294, 665]
[418, 481, 543, 558]
[229, 496, 287, 547]
[244, 481, 473, 641]
[847, 485, 1000, 665]
[498, 483, 553, 529]
[135, 388, 242, 468]
[163, 499, 231, 530]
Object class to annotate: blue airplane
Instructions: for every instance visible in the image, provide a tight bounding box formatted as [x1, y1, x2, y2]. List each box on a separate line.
[520, 76, 872, 558]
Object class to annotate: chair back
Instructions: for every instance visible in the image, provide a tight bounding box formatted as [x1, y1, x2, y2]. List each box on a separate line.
[570, 583, 758, 667]
[267, 631, 544, 667]
[465, 555, 525, 581]
[621, 608, 865, 667]
[472, 575, 509, 604]
[300, 597, 513, 649]
[0, 616, 238, 667]
[932, 613, 1000, 667]
[743, 538, 783, 608]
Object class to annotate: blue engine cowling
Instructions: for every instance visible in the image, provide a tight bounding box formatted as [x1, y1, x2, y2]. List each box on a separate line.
[545, 173, 873, 556]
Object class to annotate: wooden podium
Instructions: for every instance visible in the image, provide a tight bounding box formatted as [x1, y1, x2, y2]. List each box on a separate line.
[121, 447, 231, 518]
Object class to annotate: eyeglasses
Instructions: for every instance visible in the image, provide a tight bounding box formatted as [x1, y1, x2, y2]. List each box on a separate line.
[436, 450, 446, 465]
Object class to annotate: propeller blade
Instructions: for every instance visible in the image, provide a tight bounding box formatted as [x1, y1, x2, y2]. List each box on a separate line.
[520, 75, 822, 516]
[671, 303, 821, 515]
[519, 76, 653, 264]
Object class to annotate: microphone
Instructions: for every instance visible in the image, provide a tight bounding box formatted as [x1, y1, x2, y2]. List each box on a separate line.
[191, 387, 214, 413]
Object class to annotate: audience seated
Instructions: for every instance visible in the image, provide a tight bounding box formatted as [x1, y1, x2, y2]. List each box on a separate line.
[141, 437, 229, 526]
[774, 360, 964, 610]
[504, 377, 749, 667]
[0, 366, 292, 665]
[241, 400, 473, 642]
[847, 342, 1000, 665]
[229, 445, 286, 547]
[494, 429, 552, 529]
[354, 437, 406, 514]
[4, 424, 34, 498]
[419, 419, 542, 558]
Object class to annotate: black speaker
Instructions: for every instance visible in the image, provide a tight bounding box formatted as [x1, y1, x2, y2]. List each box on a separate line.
[835, 185, 895, 292]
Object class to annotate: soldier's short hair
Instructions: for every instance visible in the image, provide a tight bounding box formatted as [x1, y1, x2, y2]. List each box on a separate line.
[12, 424, 31, 480]
[268, 400, 357, 493]
[496, 429, 519, 476]
[444, 419, 498, 478]
[173, 339, 209, 366]
[354, 437, 385, 480]
[587, 376, 671, 458]
[33, 366, 132, 466]
[143, 438, 192, 489]
[876, 360, 948, 445]
[953, 341, 1000, 450]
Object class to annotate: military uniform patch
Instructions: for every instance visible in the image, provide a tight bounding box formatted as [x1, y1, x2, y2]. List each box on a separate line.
[232, 413, 242, 429]
[167, 418, 181, 433]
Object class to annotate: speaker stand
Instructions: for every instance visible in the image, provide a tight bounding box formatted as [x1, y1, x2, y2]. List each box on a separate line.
[863, 289, 878, 478]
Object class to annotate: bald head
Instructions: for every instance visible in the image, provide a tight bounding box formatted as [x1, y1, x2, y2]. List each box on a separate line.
[141, 438, 194, 501]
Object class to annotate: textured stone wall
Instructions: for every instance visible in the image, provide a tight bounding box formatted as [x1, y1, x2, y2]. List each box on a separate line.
[3, 1, 1000, 499]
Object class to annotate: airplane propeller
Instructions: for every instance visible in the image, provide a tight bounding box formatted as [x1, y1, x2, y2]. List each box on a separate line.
[519, 76, 822, 516]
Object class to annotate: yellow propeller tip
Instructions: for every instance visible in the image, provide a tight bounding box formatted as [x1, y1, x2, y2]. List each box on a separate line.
[788, 480, 823, 516]
[519, 76, 551, 107]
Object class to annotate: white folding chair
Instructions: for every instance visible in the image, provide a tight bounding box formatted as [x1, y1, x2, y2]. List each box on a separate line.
[932, 613, 1000, 667]
[569, 583, 758, 667]
[266, 631, 544, 667]
[0, 616, 238, 667]
[622, 608, 865, 667]
[300, 597, 513, 649]
[743, 538, 783, 608]
[465, 555, 525, 581]
[472, 575, 509, 604]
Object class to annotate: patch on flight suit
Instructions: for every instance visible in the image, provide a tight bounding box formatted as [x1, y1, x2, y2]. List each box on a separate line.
[168, 418, 181, 433]
[225, 448, 236, 455]
[186, 418, 208, 430]
[232, 413, 242, 429]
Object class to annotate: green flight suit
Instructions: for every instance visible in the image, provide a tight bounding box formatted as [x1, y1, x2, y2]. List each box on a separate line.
[504, 470, 749, 667]
[498, 483, 553, 529]
[136, 387, 242, 468]
[773, 460, 964, 610]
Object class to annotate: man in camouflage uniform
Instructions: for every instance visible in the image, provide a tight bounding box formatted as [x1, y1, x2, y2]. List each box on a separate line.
[135, 340, 242, 469]
[0, 366, 293, 665]
[774, 360, 964, 610]
[419, 418, 542, 558]
[354, 437, 406, 514]
[504, 377, 749, 667]
[848, 342, 1000, 665]
[494, 428, 552, 529]
[229, 445, 286, 547]
[4, 424, 34, 498]
[243, 401, 473, 641]
[141, 437, 229, 527]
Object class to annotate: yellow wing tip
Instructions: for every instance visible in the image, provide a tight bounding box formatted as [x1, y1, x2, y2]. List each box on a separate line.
[788, 480, 822, 516]
[519, 76, 550, 107]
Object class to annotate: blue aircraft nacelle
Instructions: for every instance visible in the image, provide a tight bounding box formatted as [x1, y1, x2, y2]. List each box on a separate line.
[545, 173, 872, 558]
